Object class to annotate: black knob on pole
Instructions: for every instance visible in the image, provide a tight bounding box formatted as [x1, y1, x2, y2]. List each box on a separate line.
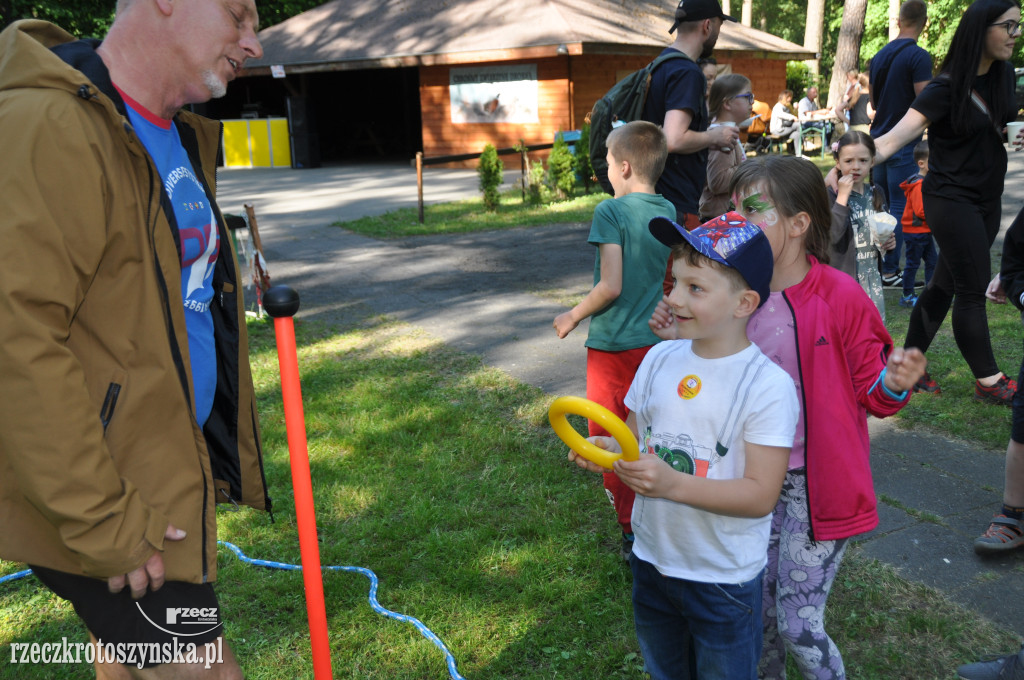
[263, 285, 300, 318]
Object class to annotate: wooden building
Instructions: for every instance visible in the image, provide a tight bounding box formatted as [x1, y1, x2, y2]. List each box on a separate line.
[221, 0, 813, 166]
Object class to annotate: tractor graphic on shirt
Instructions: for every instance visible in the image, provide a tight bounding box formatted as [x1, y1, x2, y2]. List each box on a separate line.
[641, 426, 720, 478]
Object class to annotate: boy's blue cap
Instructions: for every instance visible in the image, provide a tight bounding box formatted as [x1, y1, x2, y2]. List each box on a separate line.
[649, 211, 774, 308]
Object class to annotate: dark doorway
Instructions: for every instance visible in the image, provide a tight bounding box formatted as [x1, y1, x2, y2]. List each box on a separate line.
[202, 67, 423, 165]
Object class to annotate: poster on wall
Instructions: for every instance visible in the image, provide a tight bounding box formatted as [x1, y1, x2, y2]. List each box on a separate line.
[450, 65, 539, 124]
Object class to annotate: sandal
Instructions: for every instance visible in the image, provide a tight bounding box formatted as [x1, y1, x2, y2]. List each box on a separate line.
[973, 515, 1024, 555]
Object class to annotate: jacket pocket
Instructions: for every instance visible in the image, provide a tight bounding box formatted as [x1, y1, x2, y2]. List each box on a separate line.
[100, 382, 122, 433]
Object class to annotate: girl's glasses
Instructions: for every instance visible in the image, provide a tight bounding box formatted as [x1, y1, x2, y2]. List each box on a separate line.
[990, 19, 1023, 36]
[734, 93, 755, 105]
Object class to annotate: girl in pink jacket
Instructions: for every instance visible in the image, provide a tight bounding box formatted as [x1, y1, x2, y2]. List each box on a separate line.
[651, 156, 926, 679]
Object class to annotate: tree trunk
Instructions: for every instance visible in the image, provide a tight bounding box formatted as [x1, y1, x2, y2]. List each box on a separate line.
[889, 0, 900, 40]
[803, 0, 826, 80]
[741, 0, 752, 27]
[826, 0, 868, 110]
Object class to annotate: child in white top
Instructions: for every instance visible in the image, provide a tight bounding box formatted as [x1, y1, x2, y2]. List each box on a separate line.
[569, 213, 799, 680]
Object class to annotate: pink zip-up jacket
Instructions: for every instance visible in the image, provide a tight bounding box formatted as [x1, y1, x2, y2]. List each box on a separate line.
[780, 256, 910, 541]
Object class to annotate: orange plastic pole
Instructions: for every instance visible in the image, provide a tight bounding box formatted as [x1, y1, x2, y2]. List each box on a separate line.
[265, 286, 333, 680]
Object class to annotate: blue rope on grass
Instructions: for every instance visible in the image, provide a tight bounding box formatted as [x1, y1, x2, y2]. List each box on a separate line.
[1, 544, 465, 680]
[218, 541, 465, 680]
[0, 568, 31, 585]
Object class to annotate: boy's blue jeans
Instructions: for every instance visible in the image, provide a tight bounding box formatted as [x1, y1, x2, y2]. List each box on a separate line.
[630, 554, 763, 680]
[902, 232, 937, 297]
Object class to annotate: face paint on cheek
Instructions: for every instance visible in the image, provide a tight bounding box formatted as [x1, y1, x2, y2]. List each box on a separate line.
[735, 190, 779, 228]
[741, 193, 774, 213]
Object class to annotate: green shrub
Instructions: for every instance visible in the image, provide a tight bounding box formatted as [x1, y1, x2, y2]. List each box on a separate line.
[786, 61, 813, 100]
[477, 143, 504, 211]
[548, 132, 576, 200]
[526, 158, 545, 205]
[573, 122, 594, 192]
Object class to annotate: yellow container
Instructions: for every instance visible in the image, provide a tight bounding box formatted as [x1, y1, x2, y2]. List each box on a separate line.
[221, 118, 292, 168]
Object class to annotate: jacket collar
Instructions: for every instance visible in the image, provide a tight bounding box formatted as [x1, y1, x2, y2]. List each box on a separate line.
[50, 37, 127, 117]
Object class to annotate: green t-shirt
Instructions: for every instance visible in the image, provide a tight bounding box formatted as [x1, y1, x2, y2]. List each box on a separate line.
[586, 192, 676, 351]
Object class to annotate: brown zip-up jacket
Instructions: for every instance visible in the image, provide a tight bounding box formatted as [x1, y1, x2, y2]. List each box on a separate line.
[0, 20, 271, 584]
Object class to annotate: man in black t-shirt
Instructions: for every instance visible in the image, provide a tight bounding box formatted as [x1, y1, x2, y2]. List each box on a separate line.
[870, 0, 932, 286]
[642, 0, 738, 229]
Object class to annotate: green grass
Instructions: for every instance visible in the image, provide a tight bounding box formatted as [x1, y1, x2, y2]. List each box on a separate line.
[1, 316, 1019, 679]
[333, 188, 607, 238]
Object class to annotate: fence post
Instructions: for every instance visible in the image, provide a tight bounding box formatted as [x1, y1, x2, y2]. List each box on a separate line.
[519, 140, 527, 201]
[416, 151, 424, 224]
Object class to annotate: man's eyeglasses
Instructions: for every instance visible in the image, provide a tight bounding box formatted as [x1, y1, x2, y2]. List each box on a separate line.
[989, 19, 1023, 36]
[733, 93, 755, 105]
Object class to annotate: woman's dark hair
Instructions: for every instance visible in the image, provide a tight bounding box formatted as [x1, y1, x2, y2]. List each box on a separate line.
[730, 156, 832, 264]
[940, 0, 1020, 134]
[834, 131, 886, 213]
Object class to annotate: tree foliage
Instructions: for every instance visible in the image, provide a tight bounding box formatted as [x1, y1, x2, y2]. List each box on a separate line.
[748, 0, 1024, 105]
[0, 0, 323, 35]
[1, 0, 115, 37]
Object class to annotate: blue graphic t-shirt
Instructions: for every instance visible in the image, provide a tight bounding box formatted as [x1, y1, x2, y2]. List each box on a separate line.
[121, 88, 218, 427]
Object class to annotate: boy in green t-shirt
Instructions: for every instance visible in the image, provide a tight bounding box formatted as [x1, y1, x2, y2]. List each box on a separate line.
[552, 120, 676, 558]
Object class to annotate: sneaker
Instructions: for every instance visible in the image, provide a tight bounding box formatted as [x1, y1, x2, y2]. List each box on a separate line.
[620, 532, 634, 561]
[974, 515, 1024, 554]
[881, 272, 903, 288]
[913, 371, 941, 394]
[898, 294, 917, 308]
[957, 645, 1024, 680]
[974, 374, 1017, 406]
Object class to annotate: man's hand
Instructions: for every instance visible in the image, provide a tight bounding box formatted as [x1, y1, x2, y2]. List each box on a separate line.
[108, 524, 186, 599]
[553, 311, 578, 339]
[647, 297, 678, 341]
[883, 347, 927, 394]
[707, 125, 739, 151]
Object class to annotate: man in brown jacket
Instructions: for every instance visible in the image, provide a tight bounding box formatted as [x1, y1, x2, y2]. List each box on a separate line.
[0, 0, 269, 677]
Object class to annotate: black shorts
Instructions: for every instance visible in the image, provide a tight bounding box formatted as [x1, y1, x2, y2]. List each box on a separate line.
[29, 564, 222, 668]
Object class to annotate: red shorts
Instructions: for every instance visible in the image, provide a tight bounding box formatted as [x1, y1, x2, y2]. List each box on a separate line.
[587, 345, 655, 534]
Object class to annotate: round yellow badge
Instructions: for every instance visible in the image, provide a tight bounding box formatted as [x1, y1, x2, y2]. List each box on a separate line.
[677, 375, 702, 400]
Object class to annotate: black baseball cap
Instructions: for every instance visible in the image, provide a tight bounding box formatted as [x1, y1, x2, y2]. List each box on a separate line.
[669, 0, 737, 33]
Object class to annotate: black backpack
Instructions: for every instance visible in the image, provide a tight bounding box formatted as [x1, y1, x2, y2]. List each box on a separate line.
[588, 51, 691, 194]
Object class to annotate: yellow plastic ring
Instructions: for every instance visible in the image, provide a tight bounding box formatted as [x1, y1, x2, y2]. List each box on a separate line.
[548, 396, 640, 469]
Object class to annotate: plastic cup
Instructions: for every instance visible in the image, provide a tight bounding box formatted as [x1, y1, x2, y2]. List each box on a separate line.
[1007, 121, 1024, 146]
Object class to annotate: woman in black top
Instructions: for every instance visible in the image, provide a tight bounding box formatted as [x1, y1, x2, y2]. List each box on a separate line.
[875, 0, 1021, 405]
